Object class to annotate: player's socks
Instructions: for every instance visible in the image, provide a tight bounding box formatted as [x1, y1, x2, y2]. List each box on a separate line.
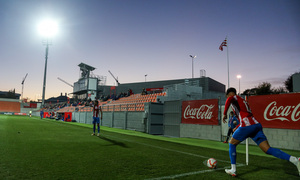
[294, 157, 300, 176]
[93, 125, 96, 134]
[266, 147, 290, 161]
[231, 164, 236, 172]
[289, 156, 298, 165]
[229, 143, 237, 165]
[226, 143, 237, 176]
[97, 125, 100, 133]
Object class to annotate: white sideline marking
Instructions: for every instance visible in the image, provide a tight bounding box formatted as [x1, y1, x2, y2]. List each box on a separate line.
[102, 134, 246, 179]
[145, 164, 246, 180]
[104, 134, 237, 164]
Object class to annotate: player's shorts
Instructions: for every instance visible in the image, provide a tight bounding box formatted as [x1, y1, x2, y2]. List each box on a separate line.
[233, 123, 267, 145]
[92, 117, 100, 124]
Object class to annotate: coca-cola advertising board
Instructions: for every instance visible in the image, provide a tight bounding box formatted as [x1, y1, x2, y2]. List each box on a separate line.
[248, 93, 300, 129]
[182, 99, 219, 125]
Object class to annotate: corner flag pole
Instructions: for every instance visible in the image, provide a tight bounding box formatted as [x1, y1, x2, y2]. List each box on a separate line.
[246, 138, 249, 165]
[245, 95, 249, 165]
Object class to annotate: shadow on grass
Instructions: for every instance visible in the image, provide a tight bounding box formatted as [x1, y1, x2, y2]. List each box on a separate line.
[98, 135, 129, 148]
[236, 167, 261, 179]
[236, 159, 299, 179]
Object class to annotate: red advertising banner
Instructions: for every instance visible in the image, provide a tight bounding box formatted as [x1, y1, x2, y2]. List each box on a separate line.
[146, 88, 163, 91]
[64, 112, 72, 122]
[24, 103, 37, 108]
[248, 93, 300, 129]
[14, 113, 27, 115]
[182, 99, 219, 125]
[43, 112, 49, 118]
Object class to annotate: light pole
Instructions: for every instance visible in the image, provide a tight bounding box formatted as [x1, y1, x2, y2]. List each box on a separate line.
[38, 19, 58, 107]
[237, 75, 242, 95]
[189, 55, 196, 78]
[145, 74, 148, 82]
[41, 40, 50, 107]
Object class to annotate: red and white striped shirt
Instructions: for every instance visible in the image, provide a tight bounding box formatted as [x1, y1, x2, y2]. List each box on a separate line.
[93, 105, 100, 117]
[224, 95, 259, 127]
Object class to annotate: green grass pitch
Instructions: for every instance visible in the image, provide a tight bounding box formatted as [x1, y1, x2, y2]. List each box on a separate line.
[0, 114, 299, 179]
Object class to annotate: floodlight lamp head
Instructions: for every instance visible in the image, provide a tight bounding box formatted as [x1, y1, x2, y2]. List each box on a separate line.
[38, 19, 58, 38]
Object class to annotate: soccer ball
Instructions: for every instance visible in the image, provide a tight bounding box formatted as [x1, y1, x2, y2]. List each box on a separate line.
[206, 158, 217, 169]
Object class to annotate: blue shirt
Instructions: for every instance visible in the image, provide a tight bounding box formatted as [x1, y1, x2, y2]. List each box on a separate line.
[228, 115, 239, 129]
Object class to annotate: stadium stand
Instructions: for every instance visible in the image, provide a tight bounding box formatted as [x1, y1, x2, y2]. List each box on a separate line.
[43, 92, 167, 114]
[0, 100, 21, 113]
[102, 92, 166, 112]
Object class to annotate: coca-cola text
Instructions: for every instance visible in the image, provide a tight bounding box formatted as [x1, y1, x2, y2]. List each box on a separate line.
[183, 104, 214, 120]
[264, 101, 300, 122]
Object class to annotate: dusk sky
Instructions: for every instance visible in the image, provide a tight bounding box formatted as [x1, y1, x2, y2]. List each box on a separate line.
[1, 0, 299, 101]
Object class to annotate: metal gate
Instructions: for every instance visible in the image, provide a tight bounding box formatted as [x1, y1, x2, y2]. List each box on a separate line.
[163, 100, 181, 137]
[145, 102, 164, 135]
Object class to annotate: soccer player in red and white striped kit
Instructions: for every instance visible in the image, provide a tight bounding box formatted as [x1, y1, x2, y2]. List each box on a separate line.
[223, 87, 300, 177]
[91, 100, 102, 137]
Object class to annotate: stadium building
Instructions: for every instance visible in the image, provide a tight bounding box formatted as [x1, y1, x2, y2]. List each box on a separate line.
[10, 62, 298, 152]
[72, 62, 226, 103]
[0, 90, 21, 99]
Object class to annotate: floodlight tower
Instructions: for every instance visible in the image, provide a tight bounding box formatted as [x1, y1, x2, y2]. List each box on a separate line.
[38, 19, 58, 107]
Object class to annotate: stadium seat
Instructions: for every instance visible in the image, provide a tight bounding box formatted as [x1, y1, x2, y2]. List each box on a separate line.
[97, 92, 166, 112]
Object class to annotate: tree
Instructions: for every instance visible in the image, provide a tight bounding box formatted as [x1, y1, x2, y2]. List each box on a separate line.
[284, 74, 293, 92]
[284, 72, 300, 92]
[255, 82, 272, 95]
[242, 88, 257, 95]
[242, 72, 300, 96]
[272, 87, 287, 94]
